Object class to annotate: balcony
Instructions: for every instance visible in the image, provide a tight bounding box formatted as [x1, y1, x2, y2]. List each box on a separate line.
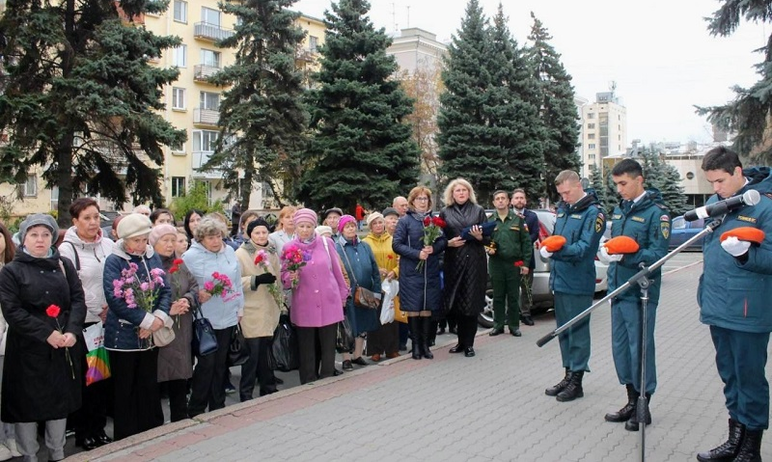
[194, 64, 220, 82]
[192, 151, 223, 179]
[194, 22, 235, 42]
[193, 107, 219, 126]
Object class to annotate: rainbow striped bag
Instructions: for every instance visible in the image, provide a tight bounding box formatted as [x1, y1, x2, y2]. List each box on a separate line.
[83, 321, 111, 386]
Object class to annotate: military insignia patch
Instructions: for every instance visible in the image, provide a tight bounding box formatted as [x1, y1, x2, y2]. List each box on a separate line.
[595, 214, 604, 233]
[632, 216, 645, 223]
[660, 214, 669, 222]
[557, 212, 565, 218]
[661, 221, 670, 240]
[570, 214, 582, 219]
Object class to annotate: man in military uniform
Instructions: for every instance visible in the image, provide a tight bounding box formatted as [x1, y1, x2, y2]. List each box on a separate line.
[601, 159, 670, 432]
[511, 188, 540, 326]
[488, 190, 533, 337]
[540, 170, 605, 402]
[696, 147, 772, 462]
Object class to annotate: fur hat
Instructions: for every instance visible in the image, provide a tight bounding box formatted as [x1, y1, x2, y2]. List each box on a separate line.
[19, 213, 58, 247]
[337, 214, 356, 233]
[148, 224, 177, 246]
[293, 208, 318, 227]
[117, 213, 153, 240]
[366, 212, 384, 227]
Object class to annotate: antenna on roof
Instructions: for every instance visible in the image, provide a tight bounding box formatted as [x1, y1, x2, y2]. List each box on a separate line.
[406, 5, 410, 28]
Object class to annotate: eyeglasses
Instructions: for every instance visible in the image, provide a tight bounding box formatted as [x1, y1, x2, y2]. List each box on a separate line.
[415, 197, 429, 201]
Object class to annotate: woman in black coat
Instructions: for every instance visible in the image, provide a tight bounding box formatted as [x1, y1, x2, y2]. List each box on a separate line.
[0, 214, 86, 461]
[440, 178, 489, 357]
[392, 186, 446, 360]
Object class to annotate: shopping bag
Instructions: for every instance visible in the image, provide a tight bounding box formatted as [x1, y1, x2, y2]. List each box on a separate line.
[268, 315, 299, 372]
[380, 279, 398, 324]
[83, 322, 111, 386]
[335, 316, 354, 354]
[227, 325, 250, 367]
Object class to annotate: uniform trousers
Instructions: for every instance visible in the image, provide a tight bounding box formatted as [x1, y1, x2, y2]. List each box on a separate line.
[554, 292, 592, 372]
[611, 297, 658, 394]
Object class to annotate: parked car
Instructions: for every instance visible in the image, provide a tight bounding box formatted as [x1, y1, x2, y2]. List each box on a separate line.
[668, 215, 705, 251]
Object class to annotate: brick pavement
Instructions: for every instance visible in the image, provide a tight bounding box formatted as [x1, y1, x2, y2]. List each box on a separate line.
[70, 261, 772, 461]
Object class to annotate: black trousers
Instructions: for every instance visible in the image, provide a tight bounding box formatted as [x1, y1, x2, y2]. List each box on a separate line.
[111, 349, 163, 441]
[239, 336, 275, 401]
[161, 379, 189, 422]
[71, 321, 110, 439]
[296, 324, 337, 385]
[188, 326, 234, 417]
[456, 314, 478, 348]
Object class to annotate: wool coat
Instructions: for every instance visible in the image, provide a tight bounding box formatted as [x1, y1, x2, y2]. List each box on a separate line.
[336, 236, 381, 336]
[235, 241, 282, 338]
[156, 254, 197, 382]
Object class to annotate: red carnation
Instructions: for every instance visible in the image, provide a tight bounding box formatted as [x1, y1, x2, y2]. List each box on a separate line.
[254, 254, 264, 265]
[46, 304, 61, 318]
[514, 261, 524, 267]
[432, 217, 446, 228]
[423, 216, 431, 226]
[169, 266, 179, 274]
[173, 259, 184, 266]
[387, 254, 394, 260]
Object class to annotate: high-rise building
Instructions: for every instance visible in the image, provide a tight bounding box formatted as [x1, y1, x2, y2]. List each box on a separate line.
[580, 91, 627, 177]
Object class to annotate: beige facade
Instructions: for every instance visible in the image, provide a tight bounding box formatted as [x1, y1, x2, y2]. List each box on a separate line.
[580, 92, 628, 177]
[388, 27, 446, 74]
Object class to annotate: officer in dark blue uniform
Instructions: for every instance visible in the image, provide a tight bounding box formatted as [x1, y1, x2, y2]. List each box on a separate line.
[541, 170, 605, 402]
[696, 147, 772, 462]
[601, 159, 670, 432]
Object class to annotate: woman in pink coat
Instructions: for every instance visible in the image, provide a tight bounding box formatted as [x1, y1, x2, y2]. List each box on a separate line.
[281, 208, 348, 384]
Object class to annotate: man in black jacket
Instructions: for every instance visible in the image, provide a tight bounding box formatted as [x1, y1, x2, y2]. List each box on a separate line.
[512, 188, 540, 326]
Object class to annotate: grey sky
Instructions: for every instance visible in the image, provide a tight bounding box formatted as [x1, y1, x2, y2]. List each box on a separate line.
[294, 0, 768, 146]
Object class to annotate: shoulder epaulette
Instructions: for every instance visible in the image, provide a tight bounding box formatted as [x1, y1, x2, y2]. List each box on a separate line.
[764, 192, 772, 200]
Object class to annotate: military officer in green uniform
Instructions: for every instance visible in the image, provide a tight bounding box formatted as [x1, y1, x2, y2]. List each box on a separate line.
[541, 171, 605, 402]
[487, 190, 533, 337]
[601, 159, 670, 432]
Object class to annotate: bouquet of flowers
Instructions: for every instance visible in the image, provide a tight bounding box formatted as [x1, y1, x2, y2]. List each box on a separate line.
[281, 244, 311, 288]
[416, 215, 446, 271]
[204, 271, 239, 302]
[112, 262, 165, 313]
[254, 249, 283, 307]
[46, 304, 75, 379]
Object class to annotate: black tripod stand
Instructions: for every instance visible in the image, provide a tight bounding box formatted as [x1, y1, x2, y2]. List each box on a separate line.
[537, 216, 724, 461]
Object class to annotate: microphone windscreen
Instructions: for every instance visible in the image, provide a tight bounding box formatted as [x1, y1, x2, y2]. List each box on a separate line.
[743, 189, 761, 206]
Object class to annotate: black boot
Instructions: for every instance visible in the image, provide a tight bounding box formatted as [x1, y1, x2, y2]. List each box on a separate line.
[734, 428, 762, 462]
[419, 317, 434, 359]
[605, 384, 638, 422]
[625, 393, 652, 431]
[545, 368, 572, 397]
[697, 418, 745, 462]
[408, 317, 421, 360]
[556, 371, 584, 402]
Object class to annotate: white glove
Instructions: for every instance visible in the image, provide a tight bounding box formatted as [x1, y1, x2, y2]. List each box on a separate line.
[721, 236, 751, 257]
[599, 246, 623, 263]
[539, 246, 553, 259]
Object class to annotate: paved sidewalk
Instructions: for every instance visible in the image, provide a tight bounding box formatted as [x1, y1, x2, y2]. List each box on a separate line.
[71, 262, 772, 461]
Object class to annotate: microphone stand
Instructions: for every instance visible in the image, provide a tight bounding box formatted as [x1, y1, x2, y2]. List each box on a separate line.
[536, 216, 724, 462]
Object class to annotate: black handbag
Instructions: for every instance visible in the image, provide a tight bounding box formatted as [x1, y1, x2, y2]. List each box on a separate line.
[192, 303, 218, 357]
[227, 325, 250, 366]
[336, 316, 354, 354]
[268, 315, 299, 372]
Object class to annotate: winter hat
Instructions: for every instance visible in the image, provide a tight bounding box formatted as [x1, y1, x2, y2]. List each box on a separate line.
[19, 213, 59, 246]
[293, 208, 318, 227]
[382, 207, 399, 218]
[337, 214, 356, 233]
[148, 224, 177, 246]
[117, 213, 153, 240]
[366, 212, 384, 228]
[321, 207, 343, 222]
[247, 217, 272, 237]
[315, 225, 332, 237]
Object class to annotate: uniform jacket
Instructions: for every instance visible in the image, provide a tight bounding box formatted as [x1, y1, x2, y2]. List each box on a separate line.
[157, 254, 196, 382]
[0, 249, 86, 422]
[441, 201, 488, 316]
[182, 240, 243, 330]
[336, 236, 382, 336]
[488, 210, 533, 268]
[549, 191, 605, 295]
[235, 241, 281, 338]
[59, 226, 115, 323]
[519, 209, 540, 270]
[280, 235, 347, 328]
[103, 242, 172, 351]
[698, 167, 772, 333]
[392, 210, 445, 312]
[608, 189, 670, 302]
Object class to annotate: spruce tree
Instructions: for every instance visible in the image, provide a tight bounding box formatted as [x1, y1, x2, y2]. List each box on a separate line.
[298, 0, 420, 212]
[589, 163, 610, 213]
[0, 0, 185, 224]
[526, 12, 581, 203]
[640, 151, 687, 215]
[202, 0, 307, 208]
[696, 0, 772, 164]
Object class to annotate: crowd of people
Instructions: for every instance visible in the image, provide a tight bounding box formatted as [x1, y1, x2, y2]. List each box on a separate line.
[0, 148, 769, 461]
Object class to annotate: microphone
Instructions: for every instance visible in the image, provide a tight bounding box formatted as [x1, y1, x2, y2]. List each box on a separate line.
[684, 189, 761, 222]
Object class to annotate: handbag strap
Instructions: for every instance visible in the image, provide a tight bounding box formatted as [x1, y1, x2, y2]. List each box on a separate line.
[339, 243, 359, 288]
[321, 236, 333, 271]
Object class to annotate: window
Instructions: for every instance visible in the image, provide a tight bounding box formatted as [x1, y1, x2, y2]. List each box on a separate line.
[588, 154, 595, 160]
[588, 143, 596, 149]
[199, 91, 220, 111]
[200, 49, 221, 68]
[173, 0, 187, 23]
[201, 7, 220, 26]
[193, 130, 219, 152]
[22, 174, 37, 197]
[173, 45, 187, 67]
[171, 177, 186, 197]
[587, 134, 595, 140]
[587, 123, 595, 129]
[587, 113, 595, 119]
[309, 36, 319, 52]
[170, 138, 185, 153]
[172, 87, 186, 110]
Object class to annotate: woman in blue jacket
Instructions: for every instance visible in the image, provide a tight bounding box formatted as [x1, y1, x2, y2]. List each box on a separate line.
[103, 213, 171, 440]
[392, 186, 446, 360]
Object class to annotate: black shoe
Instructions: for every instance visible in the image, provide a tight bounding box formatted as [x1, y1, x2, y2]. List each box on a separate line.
[733, 428, 763, 462]
[464, 347, 475, 357]
[224, 382, 237, 394]
[605, 384, 637, 423]
[449, 326, 458, 335]
[95, 431, 113, 446]
[437, 327, 446, 335]
[545, 369, 572, 396]
[351, 356, 368, 366]
[449, 344, 464, 353]
[522, 316, 534, 326]
[76, 436, 100, 451]
[419, 317, 434, 359]
[342, 360, 353, 371]
[510, 329, 522, 337]
[399, 344, 408, 351]
[697, 418, 745, 462]
[489, 328, 504, 336]
[556, 371, 584, 402]
[274, 377, 284, 385]
[333, 368, 344, 376]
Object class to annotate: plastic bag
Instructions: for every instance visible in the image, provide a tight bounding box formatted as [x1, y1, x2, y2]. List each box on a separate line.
[83, 322, 111, 386]
[380, 279, 398, 324]
[269, 315, 299, 372]
[336, 317, 354, 354]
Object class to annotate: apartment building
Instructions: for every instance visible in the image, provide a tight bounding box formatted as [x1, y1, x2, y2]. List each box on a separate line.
[581, 91, 627, 177]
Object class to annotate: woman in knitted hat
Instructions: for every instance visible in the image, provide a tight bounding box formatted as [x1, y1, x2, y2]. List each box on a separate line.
[0, 213, 87, 460]
[281, 208, 348, 384]
[336, 215, 381, 370]
[103, 213, 172, 440]
[149, 225, 197, 422]
[235, 218, 282, 400]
